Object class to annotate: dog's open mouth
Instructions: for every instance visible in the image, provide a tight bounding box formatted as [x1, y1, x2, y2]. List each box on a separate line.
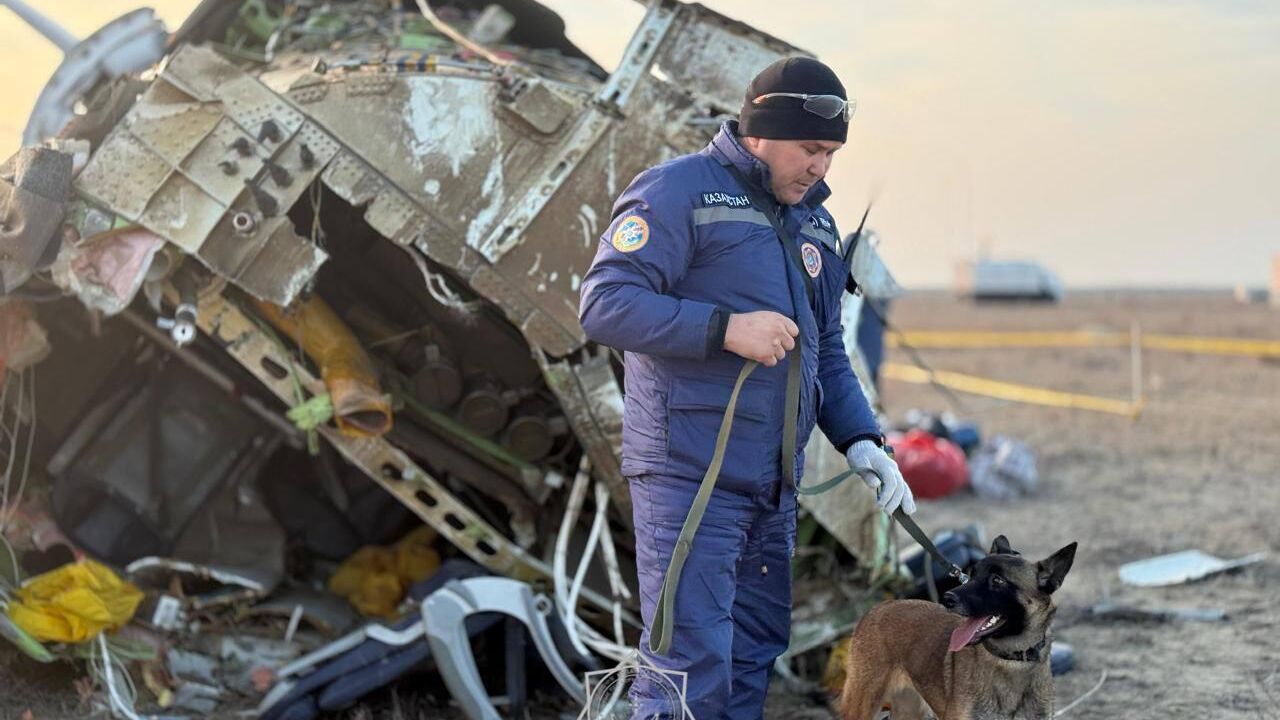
[949, 614, 1005, 652]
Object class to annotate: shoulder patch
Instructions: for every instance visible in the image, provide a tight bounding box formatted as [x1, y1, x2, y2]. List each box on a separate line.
[801, 242, 823, 278]
[700, 191, 752, 209]
[611, 215, 650, 253]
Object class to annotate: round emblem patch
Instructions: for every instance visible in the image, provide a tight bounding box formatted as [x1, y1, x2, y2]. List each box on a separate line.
[611, 215, 649, 253]
[801, 242, 822, 277]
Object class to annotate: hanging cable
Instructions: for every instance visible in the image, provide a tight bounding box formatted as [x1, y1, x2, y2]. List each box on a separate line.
[863, 299, 970, 415]
[406, 247, 483, 314]
[413, 0, 513, 67]
[0, 369, 28, 531]
[2, 366, 37, 531]
[553, 457, 595, 660]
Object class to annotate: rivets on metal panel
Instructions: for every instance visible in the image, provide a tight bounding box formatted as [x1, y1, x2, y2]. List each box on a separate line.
[264, 159, 292, 187]
[244, 179, 279, 217]
[258, 120, 282, 144]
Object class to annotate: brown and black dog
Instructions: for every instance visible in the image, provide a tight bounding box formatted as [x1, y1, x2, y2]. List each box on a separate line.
[839, 535, 1077, 720]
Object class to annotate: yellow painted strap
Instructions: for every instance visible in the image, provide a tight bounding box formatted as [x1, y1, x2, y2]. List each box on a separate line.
[890, 331, 1280, 358]
[881, 363, 1141, 417]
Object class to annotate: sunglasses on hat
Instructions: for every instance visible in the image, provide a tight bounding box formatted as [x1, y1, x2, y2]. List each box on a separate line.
[751, 92, 855, 122]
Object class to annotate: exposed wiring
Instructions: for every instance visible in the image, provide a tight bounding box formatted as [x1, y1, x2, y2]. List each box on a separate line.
[0, 370, 25, 517]
[3, 366, 37, 531]
[595, 481, 634, 643]
[551, 457, 634, 663]
[1, 532, 19, 591]
[553, 457, 595, 660]
[0, 367, 35, 533]
[864, 300, 970, 415]
[308, 180, 326, 252]
[94, 634, 143, 720]
[406, 248, 483, 314]
[0, 369, 11, 440]
[567, 482, 608, 639]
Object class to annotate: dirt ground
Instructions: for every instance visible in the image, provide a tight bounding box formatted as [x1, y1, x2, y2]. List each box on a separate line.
[844, 290, 1280, 719]
[3, 291, 1278, 720]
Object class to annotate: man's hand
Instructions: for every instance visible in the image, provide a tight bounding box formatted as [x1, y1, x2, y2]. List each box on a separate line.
[845, 440, 917, 515]
[724, 311, 799, 367]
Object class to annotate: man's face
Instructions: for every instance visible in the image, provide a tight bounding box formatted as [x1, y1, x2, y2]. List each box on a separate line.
[742, 137, 844, 205]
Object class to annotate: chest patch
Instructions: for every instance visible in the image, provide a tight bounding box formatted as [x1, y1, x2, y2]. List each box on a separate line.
[700, 191, 752, 209]
[808, 214, 833, 231]
[611, 216, 649, 253]
[801, 242, 822, 277]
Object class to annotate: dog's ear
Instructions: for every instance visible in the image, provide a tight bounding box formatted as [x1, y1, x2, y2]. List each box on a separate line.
[990, 535, 1014, 555]
[1037, 542, 1078, 594]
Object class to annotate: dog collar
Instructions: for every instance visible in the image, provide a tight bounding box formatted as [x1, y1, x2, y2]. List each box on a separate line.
[982, 636, 1048, 663]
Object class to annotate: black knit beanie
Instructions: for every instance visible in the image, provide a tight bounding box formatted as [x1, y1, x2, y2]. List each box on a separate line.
[739, 57, 849, 143]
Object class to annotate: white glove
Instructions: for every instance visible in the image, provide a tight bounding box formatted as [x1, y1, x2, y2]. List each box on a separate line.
[845, 440, 917, 515]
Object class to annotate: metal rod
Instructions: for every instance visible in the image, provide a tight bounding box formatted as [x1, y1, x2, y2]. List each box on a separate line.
[0, 0, 78, 52]
[1130, 320, 1143, 409]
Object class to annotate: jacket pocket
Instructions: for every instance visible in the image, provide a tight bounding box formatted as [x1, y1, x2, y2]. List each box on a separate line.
[665, 375, 774, 485]
[622, 390, 668, 463]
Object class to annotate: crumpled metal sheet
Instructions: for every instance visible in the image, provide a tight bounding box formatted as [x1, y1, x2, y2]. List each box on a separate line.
[651, 4, 807, 113]
[126, 556, 278, 597]
[283, 65, 586, 355]
[0, 147, 73, 294]
[50, 226, 164, 315]
[536, 348, 630, 520]
[74, 45, 334, 305]
[848, 231, 905, 300]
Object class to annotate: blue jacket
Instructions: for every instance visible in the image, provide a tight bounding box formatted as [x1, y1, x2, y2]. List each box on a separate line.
[579, 121, 880, 503]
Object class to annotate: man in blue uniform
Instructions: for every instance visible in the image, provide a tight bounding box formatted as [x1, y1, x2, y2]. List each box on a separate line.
[578, 57, 917, 719]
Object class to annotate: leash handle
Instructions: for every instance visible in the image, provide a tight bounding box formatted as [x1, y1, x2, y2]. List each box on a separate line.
[800, 446, 970, 584]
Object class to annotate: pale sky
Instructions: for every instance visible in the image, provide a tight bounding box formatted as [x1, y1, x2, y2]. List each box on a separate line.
[2, 1, 1276, 288]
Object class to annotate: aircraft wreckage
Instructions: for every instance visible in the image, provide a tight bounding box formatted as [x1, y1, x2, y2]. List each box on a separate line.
[0, 0, 906, 716]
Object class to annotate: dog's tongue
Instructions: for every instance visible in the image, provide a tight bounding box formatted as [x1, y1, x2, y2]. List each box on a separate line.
[949, 616, 990, 652]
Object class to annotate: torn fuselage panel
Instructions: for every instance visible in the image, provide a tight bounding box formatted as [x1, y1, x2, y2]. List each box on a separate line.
[74, 45, 336, 306]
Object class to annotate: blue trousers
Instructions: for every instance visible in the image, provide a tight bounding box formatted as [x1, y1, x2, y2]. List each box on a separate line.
[629, 475, 796, 720]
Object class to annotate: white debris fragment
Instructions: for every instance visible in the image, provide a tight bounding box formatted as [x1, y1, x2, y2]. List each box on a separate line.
[467, 153, 505, 250]
[405, 79, 494, 176]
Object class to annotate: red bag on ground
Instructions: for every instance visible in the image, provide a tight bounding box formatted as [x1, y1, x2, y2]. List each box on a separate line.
[886, 429, 969, 499]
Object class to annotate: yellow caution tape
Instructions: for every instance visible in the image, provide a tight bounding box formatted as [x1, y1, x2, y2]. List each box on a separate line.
[889, 331, 1280, 358]
[881, 363, 1141, 417]
[890, 331, 1124, 349]
[1139, 334, 1280, 357]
